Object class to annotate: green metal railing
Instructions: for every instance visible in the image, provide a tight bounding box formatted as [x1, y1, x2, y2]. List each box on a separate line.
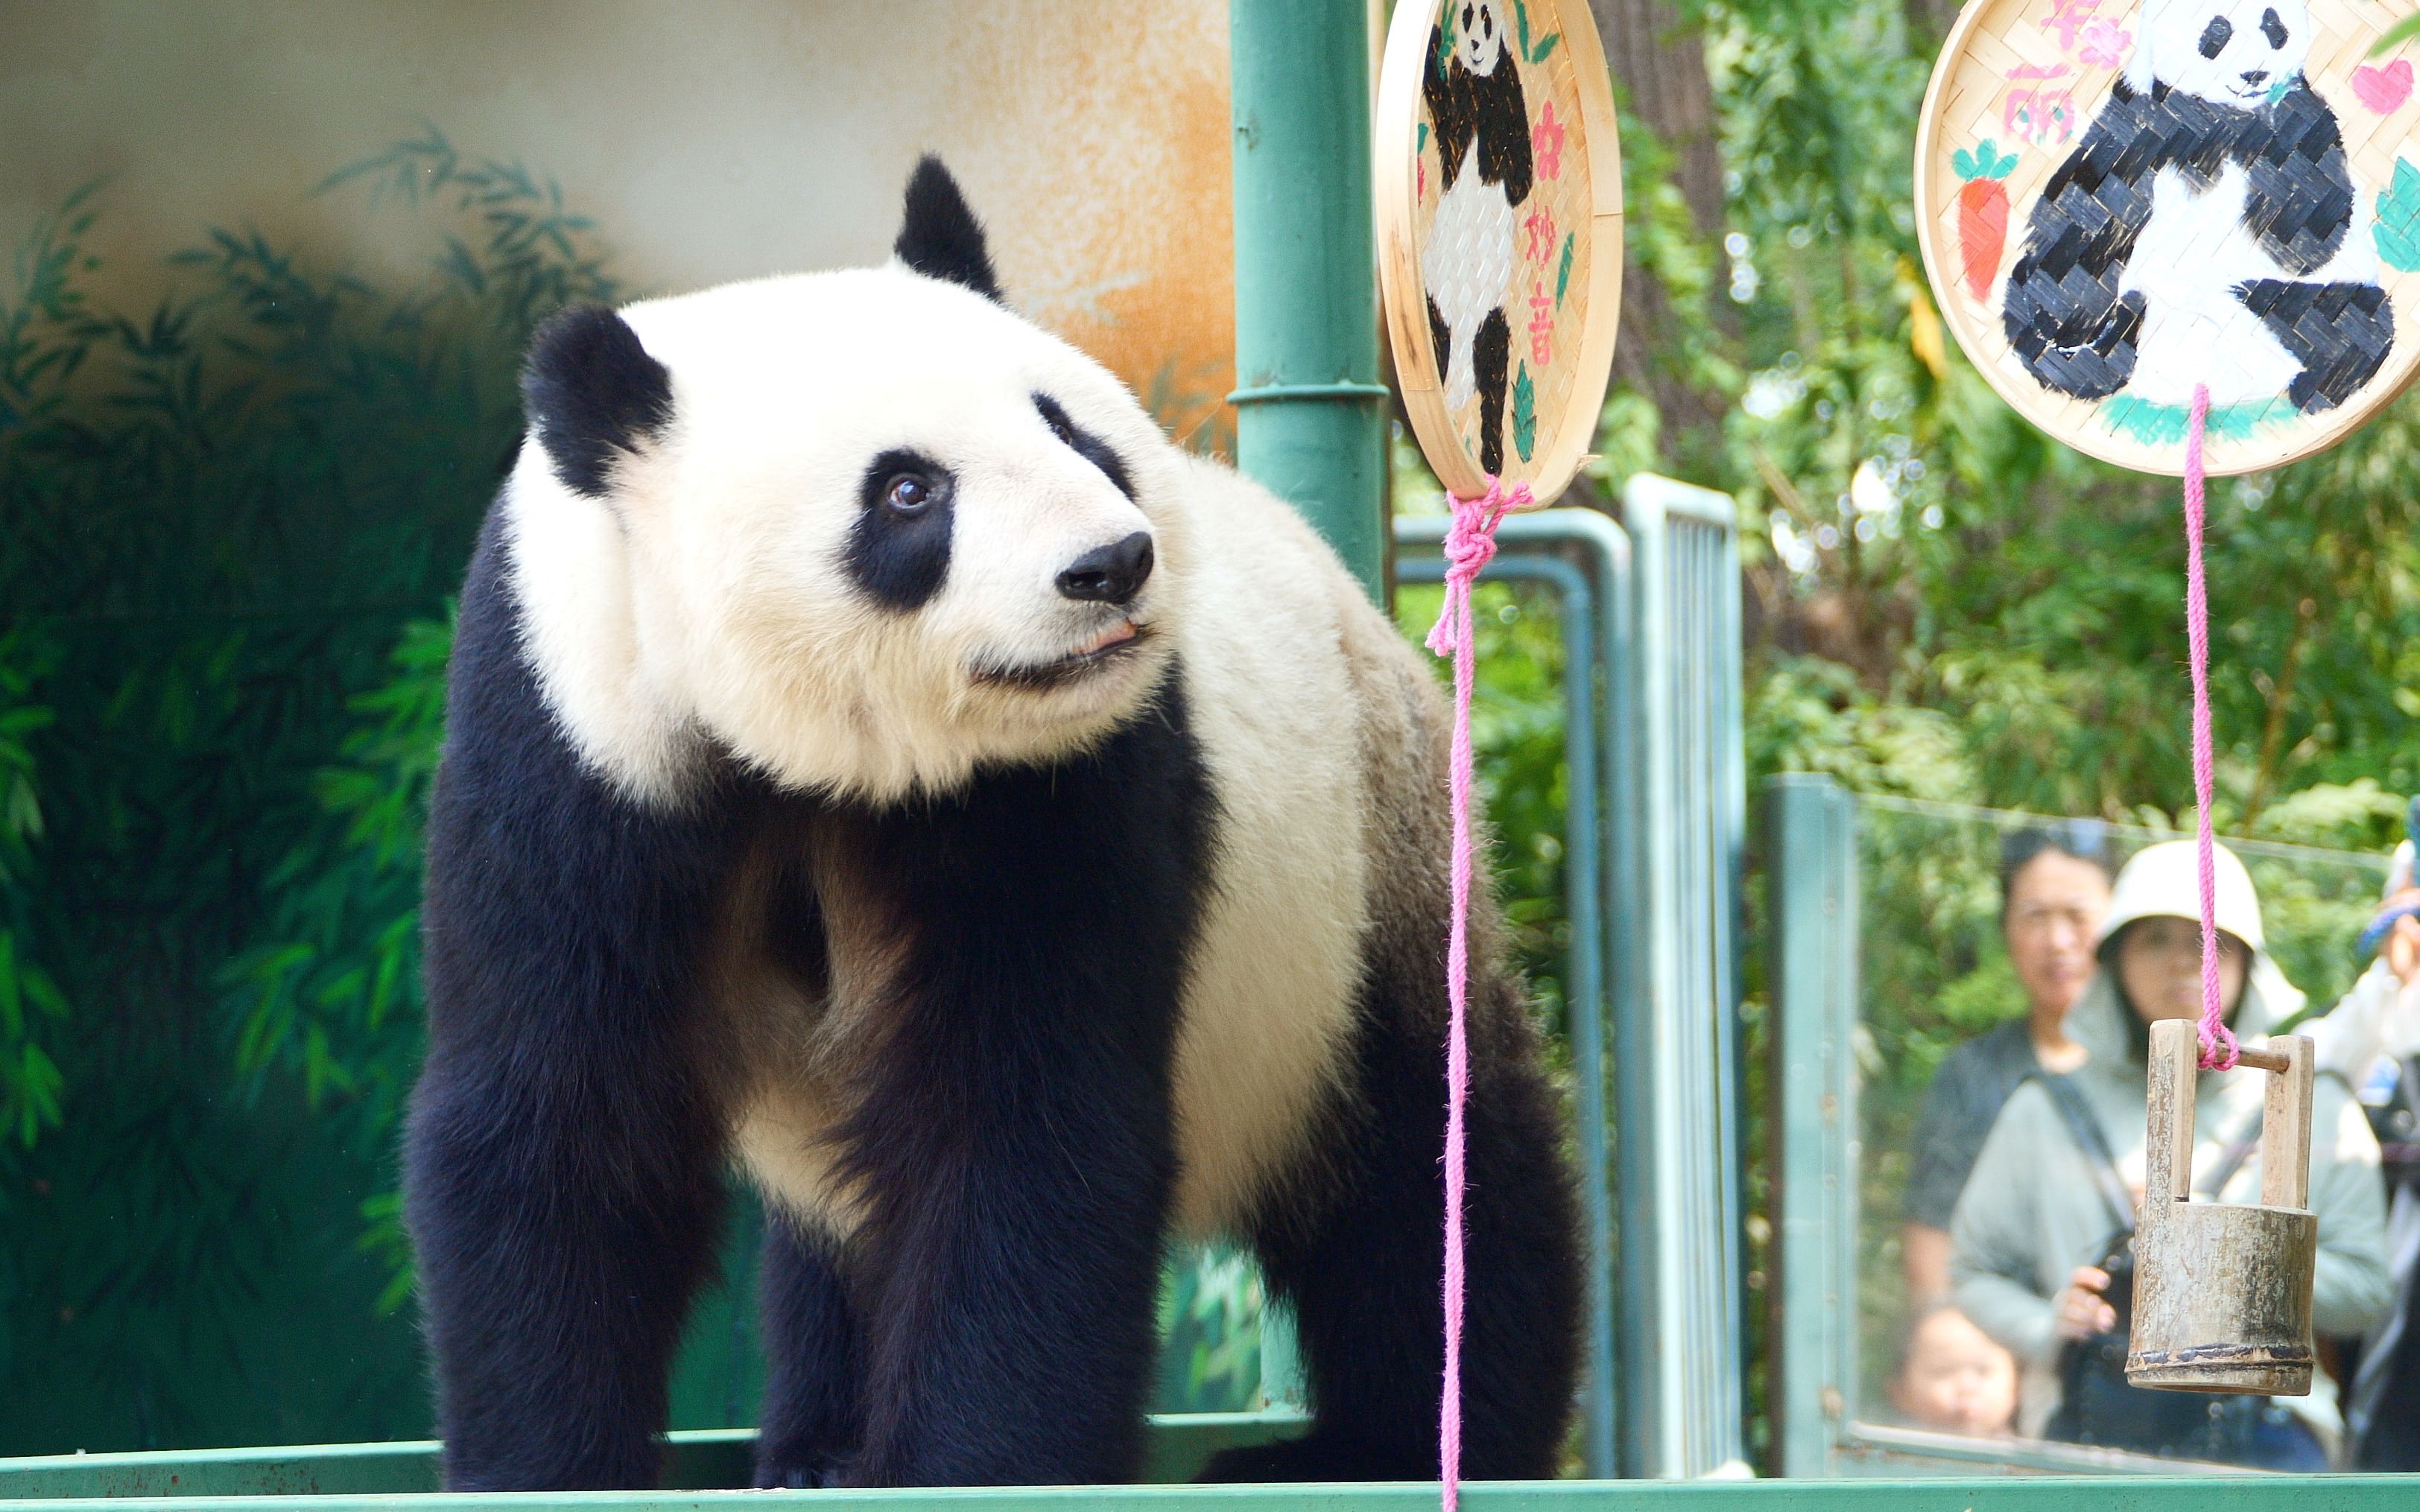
[1613, 477, 1749, 1478]
[1764, 775, 1860, 1479]
[1400, 508, 1633, 1478]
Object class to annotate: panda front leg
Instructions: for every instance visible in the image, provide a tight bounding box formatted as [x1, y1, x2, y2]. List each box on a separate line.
[405, 1016, 729, 1491]
[1208, 971, 1584, 1482]
[811, 685, 1207, 1486]
[407, 526, 757, 1491]
[837, 1046, 1176, 1487]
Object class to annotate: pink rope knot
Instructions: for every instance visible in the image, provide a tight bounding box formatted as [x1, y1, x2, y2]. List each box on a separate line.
[1425, 480, 1527, 655]
[1426, 475, 1528, 1512]
[2182, 384, 2240, 1074]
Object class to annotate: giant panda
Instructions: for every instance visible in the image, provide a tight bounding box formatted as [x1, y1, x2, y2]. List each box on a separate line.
[2001, 0, 2394, 415]
[1423, 0, 1533, 475]
[404, 157, 1582, 1493]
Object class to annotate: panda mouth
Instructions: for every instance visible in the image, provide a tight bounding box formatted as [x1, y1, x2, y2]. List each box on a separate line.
[975, 620, 1148, 691]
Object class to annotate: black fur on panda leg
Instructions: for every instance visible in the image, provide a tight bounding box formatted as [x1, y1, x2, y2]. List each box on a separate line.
[407, 518, 753, 1491]
[2235, 279, 2395, 413]
[1475, 308, 1512, 477]
[1428, 295, 1454, 401]
[822, 675, 1217, 1487]
[1206, 973, 1584, 1481]
[753, 1216, 864, 1489]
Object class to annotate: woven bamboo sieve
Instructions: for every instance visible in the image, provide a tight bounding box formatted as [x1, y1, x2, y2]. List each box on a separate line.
[1914, 0, 2420, 476]
[1377, 0, 1624, 503]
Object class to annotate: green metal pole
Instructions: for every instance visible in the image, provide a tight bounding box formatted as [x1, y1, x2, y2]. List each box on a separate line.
[1229, 0, 1390, 603]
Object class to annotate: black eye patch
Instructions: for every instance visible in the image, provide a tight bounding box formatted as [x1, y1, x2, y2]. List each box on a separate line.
[2261, 7, 2287, 49]
[846, 447, 955, 612]
[2200, 14, 2234, 58]
[1033, 394, 1135, 499]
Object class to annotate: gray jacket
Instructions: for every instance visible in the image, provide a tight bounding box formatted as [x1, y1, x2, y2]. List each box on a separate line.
[1949, 960, 2391, 1440]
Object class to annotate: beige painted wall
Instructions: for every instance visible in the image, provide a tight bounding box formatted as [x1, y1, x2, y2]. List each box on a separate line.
[0, 0, 1237, 442]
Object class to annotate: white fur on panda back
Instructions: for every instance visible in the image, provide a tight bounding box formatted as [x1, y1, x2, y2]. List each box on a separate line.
[1158, 456, 1382, 1238]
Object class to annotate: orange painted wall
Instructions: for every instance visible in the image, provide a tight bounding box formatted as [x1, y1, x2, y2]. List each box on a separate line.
[0, 0, 1238, 446]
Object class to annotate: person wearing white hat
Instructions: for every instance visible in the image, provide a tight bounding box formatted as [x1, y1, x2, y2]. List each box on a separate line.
[1950, 839, 2391, 1467]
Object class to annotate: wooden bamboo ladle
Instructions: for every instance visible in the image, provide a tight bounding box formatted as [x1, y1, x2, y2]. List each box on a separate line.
[2126, 1020, 2318, 1396]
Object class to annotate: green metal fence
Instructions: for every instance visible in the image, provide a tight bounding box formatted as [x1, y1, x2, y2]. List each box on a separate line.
[1612, 477, 1749, 1479]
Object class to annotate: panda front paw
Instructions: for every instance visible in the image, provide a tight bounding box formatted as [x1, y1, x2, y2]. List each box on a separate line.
[751, 1455, 850, 1490]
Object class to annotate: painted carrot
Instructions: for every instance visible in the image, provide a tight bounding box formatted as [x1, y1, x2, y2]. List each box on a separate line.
[1951, 141, 2020, 304]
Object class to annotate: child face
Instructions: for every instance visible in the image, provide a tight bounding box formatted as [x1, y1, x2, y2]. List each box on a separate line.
[1892, 1308, 2018, 1437]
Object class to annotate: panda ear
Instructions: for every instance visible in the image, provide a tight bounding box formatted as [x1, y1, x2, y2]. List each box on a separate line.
[894, 156, 1005, 303]
[520, 305, 675, 499]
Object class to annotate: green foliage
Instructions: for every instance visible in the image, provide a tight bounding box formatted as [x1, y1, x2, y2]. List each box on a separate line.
[0, 634, 66, 1151]
[1597, 2, 2420, 847]
[1512, 362, 1538, 462]
[1154, 1247, 1266, 1413]
[1948, 142, 2017, 183]
[0, 130, 613, 1454]
[2374, 13, 2420, 55]
[224, 612, 451, 1166]
[2376, 158, 2420, 273]
[1513, 0, 1561, 66]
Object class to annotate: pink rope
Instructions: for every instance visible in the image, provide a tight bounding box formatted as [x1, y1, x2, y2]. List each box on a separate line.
[1425, 477, 1527, 1512]
[2182, 384, 2239, 1073]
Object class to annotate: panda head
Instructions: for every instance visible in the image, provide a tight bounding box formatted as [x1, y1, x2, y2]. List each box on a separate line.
[1453, 0, 1510, 77]
[2126, 0, 2310, 109]
[509, 156, 1185, 804]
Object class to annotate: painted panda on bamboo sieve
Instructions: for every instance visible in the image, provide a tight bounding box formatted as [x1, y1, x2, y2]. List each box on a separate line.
[2001, 0, 2395, 420]
[403, 159, 1582, 1492]
[1422, 0, 1533, 475]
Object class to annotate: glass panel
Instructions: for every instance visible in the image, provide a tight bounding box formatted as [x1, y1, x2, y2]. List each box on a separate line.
[1846, 796, 2392, 1473]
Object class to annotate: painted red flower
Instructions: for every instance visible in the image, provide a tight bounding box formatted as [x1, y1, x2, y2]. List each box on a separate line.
[1533, 104, 1565, 182]
[2077, 17, 2130, 69]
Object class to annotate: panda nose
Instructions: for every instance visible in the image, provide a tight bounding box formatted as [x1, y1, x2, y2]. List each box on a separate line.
[2243, 69, 2269, 86]
[1057, 531, 1155, 604]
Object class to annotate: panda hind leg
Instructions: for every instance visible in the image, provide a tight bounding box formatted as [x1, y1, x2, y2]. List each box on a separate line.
[753, 1215, 864, 1489]
[1428, 295, 1454, 394]
[2236, 279, 2394, 413]
[1203, 970, 1584, 1482]
[1475, 309, 1512, 476]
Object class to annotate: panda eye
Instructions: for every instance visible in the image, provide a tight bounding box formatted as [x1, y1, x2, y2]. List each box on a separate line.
[1036, 396, 1079, 447]
[884, 474, 932, 515]
[2200, 15, 2233, 58]
[2262, 7, 2287, 48]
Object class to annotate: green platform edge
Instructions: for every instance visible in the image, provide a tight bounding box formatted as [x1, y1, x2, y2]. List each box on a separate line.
[0, 1418, 1302, 1502]
[4, 1421, 2419, 1509]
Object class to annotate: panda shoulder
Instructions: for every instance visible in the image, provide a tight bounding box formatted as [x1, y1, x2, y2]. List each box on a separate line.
[2273, 77, 2345, 142]
[1171, 456, 1369, 582]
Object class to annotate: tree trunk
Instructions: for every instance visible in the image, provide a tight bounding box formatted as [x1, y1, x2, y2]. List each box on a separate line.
[1586, 0, 1728, 485]
[1591, 0, 1724, 238]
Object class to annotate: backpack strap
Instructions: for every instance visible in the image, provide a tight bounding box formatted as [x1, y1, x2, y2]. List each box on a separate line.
[2030, 1069, 2137, 1235]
